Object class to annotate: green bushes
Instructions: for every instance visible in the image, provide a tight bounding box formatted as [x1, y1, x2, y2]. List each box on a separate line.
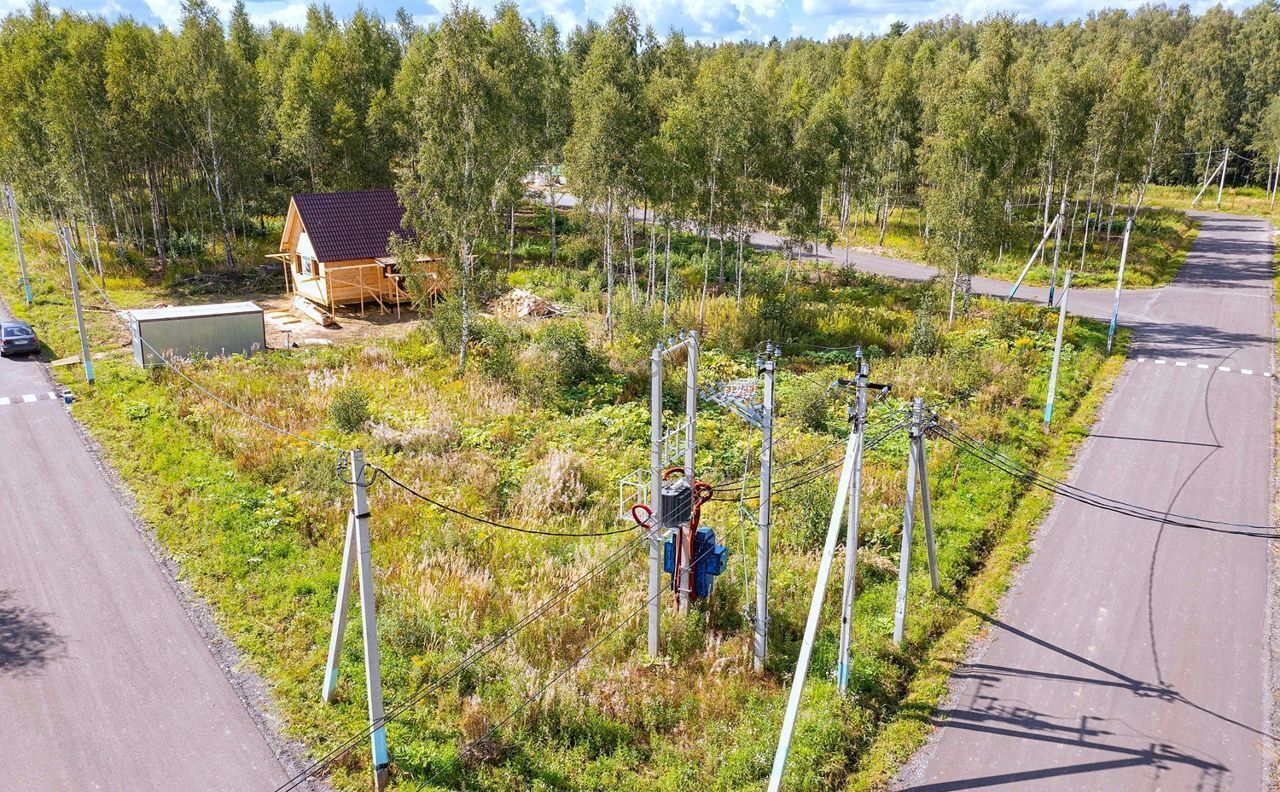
[328, 387, 370, 433]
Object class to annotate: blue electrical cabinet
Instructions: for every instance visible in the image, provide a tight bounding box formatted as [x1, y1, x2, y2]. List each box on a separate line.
[662, 527, 728, 599]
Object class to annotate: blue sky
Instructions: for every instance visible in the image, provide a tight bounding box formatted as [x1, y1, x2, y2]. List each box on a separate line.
[1, 0, 1256, 43]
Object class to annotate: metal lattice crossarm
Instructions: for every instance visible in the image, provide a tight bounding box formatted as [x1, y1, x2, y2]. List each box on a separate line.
[702, 378, 765, 428]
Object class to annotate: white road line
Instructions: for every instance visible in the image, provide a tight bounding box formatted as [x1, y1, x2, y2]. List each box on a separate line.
[1197, 364, 1209, 369]
[0, 397, 9, 406]
[1220, 366, 1232, 372]
[1155, 359, 1167, 365]
[47, 391, 55, 399]
[1242, 369, 1253, 375]
[21, 394, 36, 403]
[1175, 361, 1188, 367]
[1137, 357, 1147, 362]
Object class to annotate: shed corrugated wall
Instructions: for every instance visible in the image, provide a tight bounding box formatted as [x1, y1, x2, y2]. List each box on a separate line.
[134, 310, 265, 367]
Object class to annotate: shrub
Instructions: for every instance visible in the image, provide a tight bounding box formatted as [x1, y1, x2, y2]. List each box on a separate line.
[909, 290, 942, 356]
[792, 383, 833, 431]
[328, 387, 370, 433]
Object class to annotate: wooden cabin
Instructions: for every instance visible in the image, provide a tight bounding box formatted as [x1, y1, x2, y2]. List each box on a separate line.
[272, 190, 445, 318]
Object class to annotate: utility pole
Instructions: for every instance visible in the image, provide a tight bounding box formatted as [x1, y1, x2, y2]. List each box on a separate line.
[1216, 147, 1229, 210]
[648, 342, 663, 657]
[678, 331, 698, 613]
[1107, 218, 1132, 354]
[767, 416, 862, 792]
[1044, 269, 1072, 430]
[836, 350, 869, 695]
[57, 227, 94, 385]
[4, 185, 31, 306]
[1193, 150, 1227, 207]
[321, 450, 390, 790]
[1264, 149, 1274, 213]
[646, 331, 699, 653]
[1008, 213, 1060, 301]
[892, 397, 939, 646]
[1047, 190, 1068, 306]
[754, 344, 776, 673]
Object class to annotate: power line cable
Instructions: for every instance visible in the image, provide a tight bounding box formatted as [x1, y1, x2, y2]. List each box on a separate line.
[60, 238, 344, 454]
[374, 466, 635, 538]
[271, 528, 658, 791]
[929, 413, 1276, 536]
[410, 539, 723, 792]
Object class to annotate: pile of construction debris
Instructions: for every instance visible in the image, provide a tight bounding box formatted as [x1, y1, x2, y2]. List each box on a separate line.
[490, 288, 562, 319]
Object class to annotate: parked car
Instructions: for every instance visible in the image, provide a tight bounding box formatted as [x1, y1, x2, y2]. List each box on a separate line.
[0, 320, 40, 357]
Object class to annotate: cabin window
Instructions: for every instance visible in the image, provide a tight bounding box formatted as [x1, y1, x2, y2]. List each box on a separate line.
[300, 255, 315, 277]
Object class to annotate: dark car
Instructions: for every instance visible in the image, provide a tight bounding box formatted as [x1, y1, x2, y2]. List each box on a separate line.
[0, 320, 40, 357]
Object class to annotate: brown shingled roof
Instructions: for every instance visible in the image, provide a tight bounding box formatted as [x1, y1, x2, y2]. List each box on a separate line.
[292, 190, 408, 263]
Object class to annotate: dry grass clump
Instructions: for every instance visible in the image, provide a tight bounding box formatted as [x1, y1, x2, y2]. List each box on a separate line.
[516, 449, 590, 517]
[369, 408, 460, 455]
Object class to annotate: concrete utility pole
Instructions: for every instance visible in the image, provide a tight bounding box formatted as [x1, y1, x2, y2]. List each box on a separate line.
[754, 345, 776, 673]
[1047, 190, 1068, 306]
[1107, 218, 1132, 354]
[679, 332, 699, 613]
[1008, 213, 1060, 301]
[57, 227, 94, 385]
[1216, 147, 1229, 210]
[1264, 150, 1274, 212]
[321, 450, 390, 790]
[4, 185, 31, 306]
[767, 417, 862, 792]
[836, 351, 869, 695]
[646, 331, 699, 653]
[648, 343, 664, 657]
[1192, 151, 1227, 207]
[892, 397, 939, 646]
[1044, 269, 1073, 430]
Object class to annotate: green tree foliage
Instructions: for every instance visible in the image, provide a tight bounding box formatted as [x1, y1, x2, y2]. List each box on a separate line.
[3, 0, 1280, 291]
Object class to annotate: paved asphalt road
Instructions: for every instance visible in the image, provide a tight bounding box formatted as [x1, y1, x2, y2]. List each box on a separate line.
[0, 308, 289, 788]
[893, 212, 1277, 790]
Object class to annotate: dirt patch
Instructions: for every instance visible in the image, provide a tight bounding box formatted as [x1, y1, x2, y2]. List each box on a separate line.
[256, 294, 425, 349]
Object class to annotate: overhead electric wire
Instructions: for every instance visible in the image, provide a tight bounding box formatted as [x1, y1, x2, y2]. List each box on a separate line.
[711, 417, 909, 503]
[61, 240, 344, 454]
[929, 413, 1277, 536]
[410, 539, 724, 792]
[374, 465, 635, 538]
[270, 526, 662, 792]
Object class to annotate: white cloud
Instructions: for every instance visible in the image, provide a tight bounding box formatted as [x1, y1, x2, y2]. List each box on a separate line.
[246, 0, 309, 27]
[142, 0, 183, 26]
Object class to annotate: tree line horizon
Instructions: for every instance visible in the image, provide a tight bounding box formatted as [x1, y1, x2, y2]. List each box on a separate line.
[2, 0, 1279, 349]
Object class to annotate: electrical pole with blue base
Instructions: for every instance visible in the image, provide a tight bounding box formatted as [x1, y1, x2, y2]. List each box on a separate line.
[322, 449, 390, 790]
[3, 186, 32, 306]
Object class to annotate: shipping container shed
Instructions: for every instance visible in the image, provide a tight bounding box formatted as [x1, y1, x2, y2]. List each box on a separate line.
[126, 302, 266, 368]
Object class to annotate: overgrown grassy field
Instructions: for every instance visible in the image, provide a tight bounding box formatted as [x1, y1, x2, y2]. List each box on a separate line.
[830, 203, 1197, 290]
[0, 216, 1124, 791]
[1145, 183, 1279, 219]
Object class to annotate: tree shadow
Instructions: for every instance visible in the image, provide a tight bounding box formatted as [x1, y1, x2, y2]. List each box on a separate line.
[0, 589, 66, 677]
